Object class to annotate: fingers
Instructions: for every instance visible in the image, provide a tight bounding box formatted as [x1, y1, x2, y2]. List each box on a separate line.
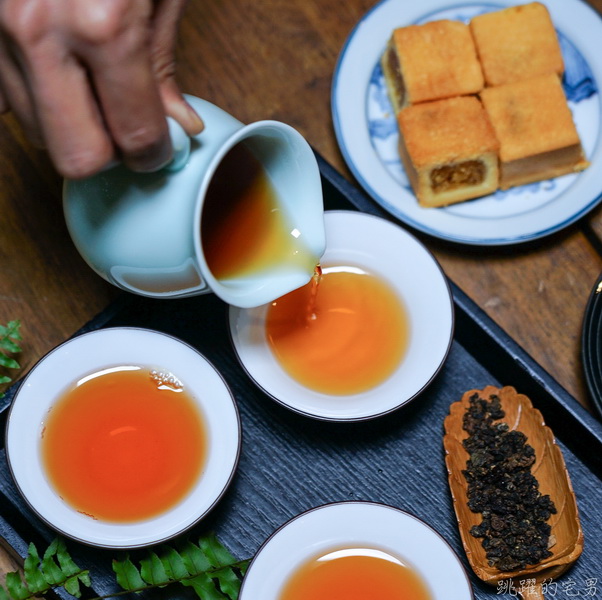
[85, 50, 173, 174]
[0, 0, 202, 178]
[0, 0, 115, 176]
[0, 34, 44, 146]
[26, 43, 115, 178]
[151, 0, 204, 136]
[70, 0, 173, 173]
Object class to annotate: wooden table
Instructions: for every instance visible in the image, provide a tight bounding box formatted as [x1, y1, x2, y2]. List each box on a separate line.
[1, 0, 601, 576]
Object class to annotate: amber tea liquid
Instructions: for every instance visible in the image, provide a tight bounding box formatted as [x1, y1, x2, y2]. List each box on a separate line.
[41, 366, 207, 523]
[266, 265, 410, 395]
[201, 143, 318, 281]
[279, 547, 432, 600]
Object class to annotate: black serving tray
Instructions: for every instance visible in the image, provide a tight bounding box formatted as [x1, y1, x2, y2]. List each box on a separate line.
[581, 273, 602, 421]
[2, 155, 602, 600]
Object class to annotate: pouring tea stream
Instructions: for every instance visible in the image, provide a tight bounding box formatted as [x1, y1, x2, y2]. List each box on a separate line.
[63, 96, 326, 308]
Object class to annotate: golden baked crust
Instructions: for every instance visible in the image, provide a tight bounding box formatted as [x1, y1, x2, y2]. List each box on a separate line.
[470, 2, 564, 86]
[480, 74, 589, 189]
[381, 19, 484, 112]
[397, 96, 499, 207]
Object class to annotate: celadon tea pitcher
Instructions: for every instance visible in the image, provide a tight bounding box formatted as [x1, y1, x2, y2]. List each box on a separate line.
[63, 96, 326, 308]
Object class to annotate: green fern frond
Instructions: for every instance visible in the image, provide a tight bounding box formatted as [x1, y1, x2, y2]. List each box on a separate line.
[0, 538, 91, 600]
[112, 533, 249, 600]
[0, 320, 22, 395]
[1, 534, 248, 600]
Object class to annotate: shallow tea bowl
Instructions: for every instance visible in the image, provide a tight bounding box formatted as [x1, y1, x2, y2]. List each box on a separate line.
[5, 327, 241, 549]
[229, 210, 454, 421]
[239, 501, 473, 599]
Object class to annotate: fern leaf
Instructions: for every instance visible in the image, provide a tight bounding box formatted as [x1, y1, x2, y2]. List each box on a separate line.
[0, 320, 22, 396]
[198, 535, 237, 569]
[4, 573, 29, 600]
[238, 560, 249, 578]
[213, 567, 244, 599]
[181, 573, 227, 600]
[1, 540, 90, 600]
[112, 534, 246, 600]
[23, 544, 47, 594]
[139, 553, 169, 586]
[159, 546, 189, 580]
[0, 320, 22, 339]
[0, 356, 20, 370]
[52, 539, 91, 596]
[54, 538, 83, 577]
[112, 557, 146, 591]
[0, 321, 22, 355]
[178, 540, 212, 574]
[62, 577, 84, 598]
[40, 553, 65, 586]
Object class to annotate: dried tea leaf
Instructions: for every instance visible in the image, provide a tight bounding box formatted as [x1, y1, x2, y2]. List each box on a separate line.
[443, 386, 583, 595]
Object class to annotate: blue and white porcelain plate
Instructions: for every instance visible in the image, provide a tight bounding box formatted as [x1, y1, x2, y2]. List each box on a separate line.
[331, 0, 602, 245]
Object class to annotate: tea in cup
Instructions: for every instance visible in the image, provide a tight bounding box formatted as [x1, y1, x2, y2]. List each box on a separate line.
[239, 502, 473, 599]
[229, 211, 455, 421]
[5, 327, 241, 548]
[63, 97, 326, 308]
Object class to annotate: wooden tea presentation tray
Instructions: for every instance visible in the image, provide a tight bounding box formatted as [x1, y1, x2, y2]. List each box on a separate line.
[1, 156, 601, 600]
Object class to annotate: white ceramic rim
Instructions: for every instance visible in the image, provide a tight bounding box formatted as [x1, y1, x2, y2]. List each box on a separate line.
[228, 210, 454, 421]
[239, 501, 474, 600]
[5, 327, 241, 549]
[331, 0, 602, 245]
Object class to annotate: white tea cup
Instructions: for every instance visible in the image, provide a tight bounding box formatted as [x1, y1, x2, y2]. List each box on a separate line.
[63, 96, 326, 308]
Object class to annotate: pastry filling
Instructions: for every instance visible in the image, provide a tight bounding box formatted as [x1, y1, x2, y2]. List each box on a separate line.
[430, 160, 486, 193]
[385, 46, 405, 108]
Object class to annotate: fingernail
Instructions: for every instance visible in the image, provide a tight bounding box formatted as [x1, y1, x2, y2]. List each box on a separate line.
[186, 102, 204, 134]
[171, 101, 204, 135]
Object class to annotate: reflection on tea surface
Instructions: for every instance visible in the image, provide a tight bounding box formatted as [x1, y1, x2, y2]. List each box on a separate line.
[266, 265, 409, 395]
[201, 143, 318, 281]
[41, 366, 206, 523]
[279, 546, 432, 600]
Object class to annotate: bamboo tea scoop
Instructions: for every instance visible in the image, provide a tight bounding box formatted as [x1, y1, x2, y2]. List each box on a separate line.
[443, 386, 583, 599]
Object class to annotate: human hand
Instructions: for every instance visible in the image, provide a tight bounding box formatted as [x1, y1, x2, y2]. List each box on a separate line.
[0, 0, 204, 179]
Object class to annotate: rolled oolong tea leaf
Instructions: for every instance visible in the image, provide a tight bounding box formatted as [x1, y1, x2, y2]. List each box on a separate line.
[461, 391, 557, 571]
[444, 385, 583, 595]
